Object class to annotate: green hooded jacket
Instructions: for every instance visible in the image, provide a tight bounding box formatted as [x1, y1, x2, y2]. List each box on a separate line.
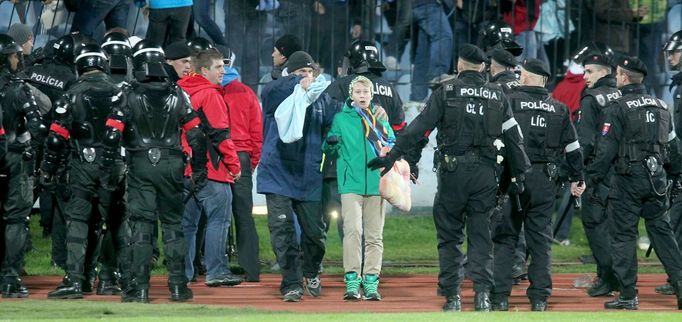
[322, 101, 395, 196]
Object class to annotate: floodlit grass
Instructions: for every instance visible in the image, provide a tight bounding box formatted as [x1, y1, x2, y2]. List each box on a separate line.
[0, 301, 679, 321]
[23, 208, 665, 277]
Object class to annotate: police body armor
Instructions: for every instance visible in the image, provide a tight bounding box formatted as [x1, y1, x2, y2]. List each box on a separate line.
[438, 78, 505, 161]
[0, 76, 45, 152]
[582, 85, 621, 125]
[491, 70, 520, 94]
[66, 73, 123, 162]
[510, 90, 566, 164]
[25, 61, 76, 103]
[617, 94, 670, 165]
[122, 81, 190, 153]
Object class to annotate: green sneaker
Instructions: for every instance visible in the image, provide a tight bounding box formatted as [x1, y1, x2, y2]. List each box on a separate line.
[343, 272, 362, 301]
[362, 274, 381, 301]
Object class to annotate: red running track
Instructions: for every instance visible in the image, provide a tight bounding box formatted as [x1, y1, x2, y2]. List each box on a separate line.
[2, 274, 679, 312]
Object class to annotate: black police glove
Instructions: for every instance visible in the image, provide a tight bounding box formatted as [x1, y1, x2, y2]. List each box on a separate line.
[367, 147, 402, 176]
[191, 170, 208, 193]
[671, 176, 682, 204]
[408, 161, 419, 183]
[39, 170, 57, 191]
[508, 178, 525, 195]
[325, 135, 340, 145]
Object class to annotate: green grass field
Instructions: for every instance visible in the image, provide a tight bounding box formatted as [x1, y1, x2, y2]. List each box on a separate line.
[2, 212, 670, 321]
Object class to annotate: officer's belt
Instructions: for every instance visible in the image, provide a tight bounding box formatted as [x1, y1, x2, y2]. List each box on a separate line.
[128, 148, 184, 165]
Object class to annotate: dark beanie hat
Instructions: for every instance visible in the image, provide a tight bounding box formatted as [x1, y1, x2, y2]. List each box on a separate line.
[522, 58, 551, 77]
[618, 56, 647, 76]
[286, 51, 314, 73]
[275, 34, 302, 59]
[164, 40, 192, 60]
[8, 23, 32, 45]
[458, 44, 487, 64]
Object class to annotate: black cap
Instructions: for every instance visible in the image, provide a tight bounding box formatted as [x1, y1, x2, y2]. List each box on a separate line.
[618, 56, 648, 76]
[522, 58, 551, 77]
[286, 51, 314, 73]
[582, 54, 612, 68]
[489, 48, 516, 68]
[458, 44, 487, 64]
[275, 34, 302, 59]
[164, 41, 191, 60]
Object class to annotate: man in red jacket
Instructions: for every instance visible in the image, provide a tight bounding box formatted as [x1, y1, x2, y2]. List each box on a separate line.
[221, 49, 263, 282]
[178, 48, 243, 287]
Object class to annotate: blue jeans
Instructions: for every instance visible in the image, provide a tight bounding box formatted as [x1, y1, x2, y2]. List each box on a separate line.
[515, 31, 548, 65]
[193, 0, 227, 45]
[183, 179, 233, 280]
[71, 0, 132, 38]
[410, 3, 453, 102]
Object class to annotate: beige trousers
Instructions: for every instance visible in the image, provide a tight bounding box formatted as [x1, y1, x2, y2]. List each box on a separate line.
[341, 193, 385, 275]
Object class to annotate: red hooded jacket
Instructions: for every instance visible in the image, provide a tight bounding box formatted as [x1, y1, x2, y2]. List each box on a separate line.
[178, 73, 241, 183]
[551, 71, 586, 122]
[222, 80, 263, 170]
[502, 0, 541, 34]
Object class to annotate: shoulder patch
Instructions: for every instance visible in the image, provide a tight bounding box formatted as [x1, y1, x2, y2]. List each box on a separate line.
[595, 94, 606, 106]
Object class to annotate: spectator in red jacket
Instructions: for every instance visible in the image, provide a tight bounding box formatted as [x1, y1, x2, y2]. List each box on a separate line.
[551, 61, 587, 122]
[220, 49, 263, 282]
[178, 48, 244, 287]
[501, 0, 547, 64]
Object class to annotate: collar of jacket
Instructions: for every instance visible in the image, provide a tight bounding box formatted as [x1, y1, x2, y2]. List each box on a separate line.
[594, 74, 616, 89]
[517, 85, 549, 98]
[619, 83, 647, 95]
[491, 70, 517, 83]
[457, 70, 486, 83]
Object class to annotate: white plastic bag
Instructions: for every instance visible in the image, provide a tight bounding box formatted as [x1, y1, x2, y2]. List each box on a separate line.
[380, 159, 412, 212]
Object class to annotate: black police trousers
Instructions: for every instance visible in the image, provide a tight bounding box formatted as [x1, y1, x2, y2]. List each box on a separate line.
[492, 164, 557, 302]
[581, 173, 614, 280]
[434, 160, 497, 296]
[265, 193, 326, 294]
[230, 151, 261, 281]
[607, 166, 682, 298]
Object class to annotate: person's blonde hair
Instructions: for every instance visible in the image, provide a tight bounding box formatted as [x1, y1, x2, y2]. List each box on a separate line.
[348, 75, 373, 99]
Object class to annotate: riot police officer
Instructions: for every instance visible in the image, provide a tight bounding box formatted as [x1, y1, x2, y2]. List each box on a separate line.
[658, 30, 682, 296]
[0, 33, 46, 298]
[369, 44, 530, 312]
[588, 56, 682, 310]
[491, 59, 585, 311]
[41, 44, 125, 299]
[101, 31, 133, 86]
[479, 21, 523, 57]
[574, 42, 621, 297]
[102, 40, 208, 303]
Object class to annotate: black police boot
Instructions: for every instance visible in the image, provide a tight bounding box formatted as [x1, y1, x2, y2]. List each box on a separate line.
[587, 276, 614, 297]
[474, 292, 492, 312]
[442, 295, 462, 312]
[655, 283, 676, 295]
[96, 279, 122, 296]
[81, 276, 96, 294]
[47, 276, 83, 299]
[491, 294, 509, 311]
[1, 279, 29, 298]
[170, 284, 194, 302]
[121, 288, 150, 303]
[674, 281, 682, 310]
[530, 299, 548, 311]
[604, 296, 639, 310]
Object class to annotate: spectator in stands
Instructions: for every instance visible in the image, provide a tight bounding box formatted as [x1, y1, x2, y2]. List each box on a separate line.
[275, 0, 312, 50]
[7, 23, 32, 57]
[191, 0, 227, 46]
[634, 0, 667, 95]
[309, 0, 351, 75]
[220, 49, 263, 282]
[224, 0, 266, 93]
[501, 0, 547, 64]
[71, 0, 131, 40]
[409, 0, 453, 104]
[593, 0, 649, 55]
[137, 0, 192, 47]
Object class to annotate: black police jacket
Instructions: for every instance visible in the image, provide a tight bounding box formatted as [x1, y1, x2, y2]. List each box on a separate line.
[577, 75, 620, 162]
[490, 70, 520, 94]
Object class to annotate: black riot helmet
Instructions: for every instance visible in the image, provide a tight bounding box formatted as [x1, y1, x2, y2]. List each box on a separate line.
[0, 33, 23, 72]
[53, 33, 90, 65]
[479, 21, 523, 56]
[75, 43, 109, 75]
[344, 40, 386, 74]
[132, 39, 167, 81]
[664, 31, 682, 69]
[572, 41, 615, 66]
[186, 37, 214, 56]
[101, 31, 132, 75]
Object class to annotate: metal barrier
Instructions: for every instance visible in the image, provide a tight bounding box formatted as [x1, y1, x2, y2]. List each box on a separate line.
[1, 0, 680, 97]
